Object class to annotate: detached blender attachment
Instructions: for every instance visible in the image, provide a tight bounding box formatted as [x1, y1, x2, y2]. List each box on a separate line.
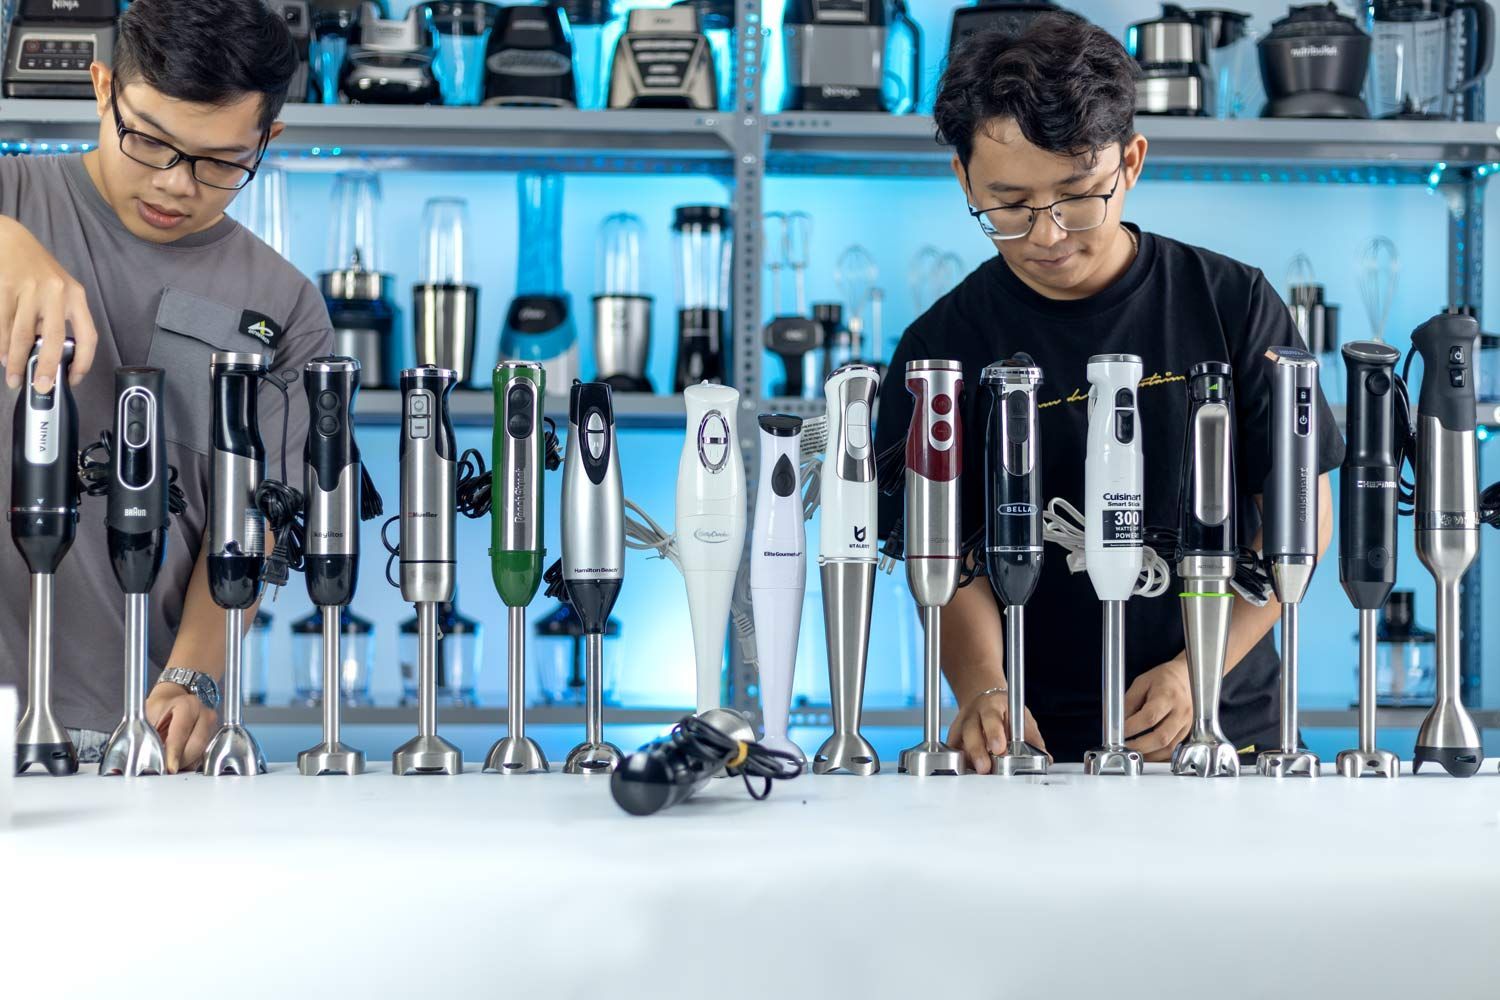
[1170, 361, 1240, 778]
[321, 171, 396, 388]
[1127, 4, 1212, 115]
[782, 0, 915, 112]
[673, 205, 732, 391]
[1256, 3, 1371, 119]
[1411, 311, 1483, 776]
[99, 368, 170, 777]
[814, 365, 881, 775]
[763, 211, 822, 399]
[482, 2, 577, 106]
[11, 340, 80, 776]
[983, 358, 1048, 777]
[607, 6, 718, 109]
[414, 197, 480, 388]
[561, 382, 626, 773]
[202, 353, 270, 777]
[500, 173, 578, 395]
[750, 414, 808, 763]
[593, 213, 653, 393]
[1336, 341, 1404, 778]
[1082, 354, 1146, 777]
[393, 366, 464, 775]
[423, 1, 498, 106]
[677, 384, 746, 714]
[1256, 347, 1322, 778]
[341, 2, 440, 104]
[899, 359, 966, 777]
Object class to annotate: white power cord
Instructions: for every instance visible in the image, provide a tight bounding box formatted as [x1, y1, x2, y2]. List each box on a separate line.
[1041, 497, 1171, 598]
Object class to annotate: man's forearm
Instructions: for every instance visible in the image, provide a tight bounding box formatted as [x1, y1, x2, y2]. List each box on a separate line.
[164, 542, 257, 680]
[936, 575, 1008, 703]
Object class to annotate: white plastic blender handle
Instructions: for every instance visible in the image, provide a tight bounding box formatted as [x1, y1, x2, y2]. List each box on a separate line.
[1084, 354, 1145, 602]
[750, 414, 807, 762]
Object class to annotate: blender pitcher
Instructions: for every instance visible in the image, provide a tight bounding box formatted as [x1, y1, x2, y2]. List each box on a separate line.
[413, 196, 480, 386]
[230, 164, 290, 257]
[422, 0, 498, 106]
[321, 171, 397, 387]
[1369, 0, 1494, 119]
[555, 0, 621, 110]
[499, 172, 578, 395]
[593, 212, 653, 392]
[672, 204, 732, 391]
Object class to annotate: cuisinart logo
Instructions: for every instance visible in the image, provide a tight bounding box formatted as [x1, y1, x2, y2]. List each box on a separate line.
[1102, 492, 1142, 504]
[1291, 44, 1340, 58]
[124, 506, 147, 518]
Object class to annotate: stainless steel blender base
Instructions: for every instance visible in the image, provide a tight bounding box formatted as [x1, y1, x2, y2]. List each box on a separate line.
[1336, 749, 1400, 778]
[99, 717, 166, 776]
[16, 742, 79, 775]
[1256, 750, 1321, 778]
[485, 736, 549, 775]
[563, 741, 622, 774]
[1170, 739, 1240, 777]
[202, 724, 268, 776]
[812, 731, 880, 775]
[1412, 746, 1483, 777]
[898, 741, 965, 776]
[393, 734, 463, 775]
[298, 742, 367, 776]
[993, 742, 1049, 777]
[1083, 746, 1142, 776]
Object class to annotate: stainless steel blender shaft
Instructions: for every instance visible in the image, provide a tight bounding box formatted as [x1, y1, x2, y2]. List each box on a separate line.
[586, 632, 604, 747]
[1171, 558, 1240, 777]
[99, 594, 165, 776]
[223, 607, 244, 728]
[922, 605, 941, 747]
[1279, 603, 1299, 753]
[1357, 608, 1377, 752]
[200, 606, 268, 776]
[418, 601, 438, 739]
[813, 561, 878, 775]
[994, 606, 1047, 775]
[295, 605, 367, 776]
[1082, 601, 1141, 775]
[484, 605, 549, 774]
[16, 573, 75, 774]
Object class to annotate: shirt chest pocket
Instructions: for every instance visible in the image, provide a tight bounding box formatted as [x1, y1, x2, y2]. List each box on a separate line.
[147, 288, 279, 456]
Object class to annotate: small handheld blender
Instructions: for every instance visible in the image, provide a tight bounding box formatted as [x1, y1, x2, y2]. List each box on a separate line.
[1257, 347, 1323, 778]
[1170, 362, 1240, 778]
[12, 340, 80, 776]
[750, 413, 807, 762]
[1082, 354, 1146, 777]
[982, 357, 1048, 777]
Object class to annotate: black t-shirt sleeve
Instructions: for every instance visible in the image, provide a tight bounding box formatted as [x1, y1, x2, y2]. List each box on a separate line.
[873, 319, 932, 541]
[1231, 271, 1346, 498]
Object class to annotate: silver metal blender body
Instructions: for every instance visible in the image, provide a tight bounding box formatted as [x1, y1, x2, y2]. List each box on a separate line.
[813, 364, 881, 775]
[1410, 312, 1483, 777]
[1170, 362, 1240, 777]
[11, 340, 80, 775]
[202, 352, 269, 777]
[982, 359, 1048, 777]
[593, 294, 653, 391]
[393, 365, 464, 775]
[413, 282, 479, 386]
[298, 357, 367, 776]
[898, 359, 966, 776]
[562, 381, 625, 774]
[1257, 347, 1322, 778]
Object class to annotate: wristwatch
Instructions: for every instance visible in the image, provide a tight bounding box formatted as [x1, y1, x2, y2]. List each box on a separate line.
[157, 668, 222, 710]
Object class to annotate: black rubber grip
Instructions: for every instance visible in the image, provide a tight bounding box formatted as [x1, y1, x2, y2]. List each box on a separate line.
[1411, 311, 1478, 432]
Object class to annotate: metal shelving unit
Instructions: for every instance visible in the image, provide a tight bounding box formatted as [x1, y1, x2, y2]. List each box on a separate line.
[354, 388, 686, 429]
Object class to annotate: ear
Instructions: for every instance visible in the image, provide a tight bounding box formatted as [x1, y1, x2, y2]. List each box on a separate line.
[267, 122, 286, 143]
[89, 63, 112, 119]
[1122, 133, 1148, 190]
[950, 153, 969, 202]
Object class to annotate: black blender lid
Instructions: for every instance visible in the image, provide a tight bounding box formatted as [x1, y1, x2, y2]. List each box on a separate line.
[422, 1, 500, 33]
[252, 610, 273, 628]
[673, 205, 732, 230]
[1189, 360, 1232, 377]
[1268, 3, 1367, 35]
[758, 413, 804, 436]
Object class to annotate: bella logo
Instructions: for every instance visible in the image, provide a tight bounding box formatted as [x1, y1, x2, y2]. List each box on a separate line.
[694, 527, 730, 543]
[997, 502, 1036, 516]
[124, 506, 147, 518]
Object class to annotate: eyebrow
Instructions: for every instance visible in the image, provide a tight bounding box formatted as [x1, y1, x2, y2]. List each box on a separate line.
[985, 164, 1099, 195]
[133, 107, 255, 157]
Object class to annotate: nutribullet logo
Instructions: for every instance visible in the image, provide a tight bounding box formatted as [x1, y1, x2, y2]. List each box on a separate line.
[1291, 44, 1339, 58]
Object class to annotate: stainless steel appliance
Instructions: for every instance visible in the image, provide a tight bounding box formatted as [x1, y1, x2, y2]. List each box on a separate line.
[1128, 4, 1211, 115]
[1258, 3, 1371, 118]
[340, 2, 440, 104]
[482, 1, 575, 106]
[321, 172, 396, 388]
[413, 197, 479, 387]
[270, 1, 312, 103]
[607, 6, 717, 109]
[1368, 0, 1493, 119]
[673, 204, 732, 391]
[782, 0, 919, 112]
[3, 0, 114, 99]
[593, 213, 653, 392]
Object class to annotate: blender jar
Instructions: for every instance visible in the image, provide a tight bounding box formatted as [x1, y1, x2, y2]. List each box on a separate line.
[311, 1, 368, 104]
[499, 172, 578, 394]
[557, 0, 619, 109]
[289, 608, 375, 706]
[1477, 333, 1500, 401]
[400, 602, 486, 708]
[327, 170, 383, 274]
[672, 204, 733, 390]
[245, 610, 273, 706]
[413, 196, 479, 385]
[593, 212, 653, 391]
[322, 170, 397, 387]
[230, 164, 290, 257]
[533, 603, 622, 706]
[883, 0, 922, 115]
[422, 1, 497, 105]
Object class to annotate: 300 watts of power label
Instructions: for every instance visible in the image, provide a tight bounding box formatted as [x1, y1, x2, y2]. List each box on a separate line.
[1101, 505, 1143, 546]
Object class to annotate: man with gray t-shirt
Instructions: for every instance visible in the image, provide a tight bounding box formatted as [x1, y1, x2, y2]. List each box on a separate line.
[0, 0, 331, 772]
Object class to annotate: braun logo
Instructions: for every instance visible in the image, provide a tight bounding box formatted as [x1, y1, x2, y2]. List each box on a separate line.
[124, 506, 147, 518]
[694, 527, 730, 543]
[1356, 479, 1397, 489]
[1291, 44, 1338, 58]
[1102, 492, 1142, 504]
[820, 85, 860, 99]
[997, 502, 1036, 516]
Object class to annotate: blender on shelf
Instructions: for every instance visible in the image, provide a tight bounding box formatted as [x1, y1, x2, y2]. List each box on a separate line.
[340, 2, 440, 104]
[231, 164, 291, 258]
[422, 1, 497, 107]
[483, 1, 577, 106]
[1128, 4, 1212, 115]
[781, 0, 921, 112]
[557, 0, 617, 109]
[1368, 0, 1493, 120]
[270, 1, 312, 103]
[593, 213, 654, 392]
[500, 172, 578, 396]
[763, 211, 822, 399]
[948, 0, 1068, 54]
[672, 205, 732, 391]
[321, 171, 397, 389]
[310, 0, 364, 104]
[1257, 3, 1371, 118]
[414, 196, 480, 388]
[3, 0, 116, 99]
[607, 5, 718, 109]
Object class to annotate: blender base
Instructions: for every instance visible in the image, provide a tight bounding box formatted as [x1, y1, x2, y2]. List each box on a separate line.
[1412, 746, 1483, 778]
[898, 740, 965, 776]
[16, 741, 79, 776]
[393, 734, 464, 775]
[98, 717, 166, 776]
[298, 741, 367, 776]
[1336, 748, 1400, 778]
[563, 741, 622, 774]
[812, 731, 880, 776]
[484, 735, 549, 775]
[202, 724, 268, 776]
[1170, 738, 1239, 777]
[1256, 749, 1321, 778]
[1083, 746, 1143, 776]
[993, 742, 1049, 777]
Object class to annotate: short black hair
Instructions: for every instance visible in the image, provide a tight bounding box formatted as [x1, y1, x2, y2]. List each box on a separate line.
[934, 13, 1137, 167]
[113, 0, 299, 132]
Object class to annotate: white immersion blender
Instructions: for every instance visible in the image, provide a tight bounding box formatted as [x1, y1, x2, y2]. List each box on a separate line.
[676, 382, 746, 714]
[813, 363, 881, 775]
[1081, 354, 1146, 777]
[750, 413, 807, 762]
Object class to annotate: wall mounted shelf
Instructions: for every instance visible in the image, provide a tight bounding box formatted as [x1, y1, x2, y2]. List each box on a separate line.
[353, 388, 686, 429]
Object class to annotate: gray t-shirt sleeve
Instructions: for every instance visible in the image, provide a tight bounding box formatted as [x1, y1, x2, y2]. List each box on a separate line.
[261, 277, 334, 481]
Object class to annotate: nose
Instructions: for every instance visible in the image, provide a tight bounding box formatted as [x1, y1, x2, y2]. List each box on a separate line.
[152, 160, 198, 201]
[1027, 209, 1068, 251]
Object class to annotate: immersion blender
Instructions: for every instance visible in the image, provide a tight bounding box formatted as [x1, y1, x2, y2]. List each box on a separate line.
[392, 365, 464, 776]
[813, 364, 881, 775]
[485, 361, 550, 775]
[297, 357, 367, 776]
[1170, 362, 1240, 778]
[202, 352, 269, 777]
[1335, 340, 1404, 778]
[1411, 311, 1483, 777]
[983, 358, 1048, 777]
[1081, 354, 1145, 777]
[562, 381, 626, 774]
[898, 359, 965, 776]
[12, 340, 80, 776]
[750, 413, 807, 763]
[99, 367, 169, 777]
[676, 382, 746, 714]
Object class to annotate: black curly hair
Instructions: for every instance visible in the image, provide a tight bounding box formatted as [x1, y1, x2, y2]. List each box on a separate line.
[934, 13, 1138, 168]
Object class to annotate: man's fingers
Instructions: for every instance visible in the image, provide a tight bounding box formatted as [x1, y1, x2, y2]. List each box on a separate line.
[1123, 694, 1171, 741]
[182, 708, 217, 772]
[978, 704, 1008, 757]
[0, 283, 17, 376]
[1122, 675, 1149, 715]
[31, 281, 66, 393]
[65, 284, 98, 383]
[159, 700, 196, 774]
[6, 284, 37, 388]
[1127, 710, 1185, 757]
[960, 719, 992, 775]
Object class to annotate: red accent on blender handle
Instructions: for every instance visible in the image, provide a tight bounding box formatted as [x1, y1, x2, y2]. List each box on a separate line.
[905, 373, 962, 483]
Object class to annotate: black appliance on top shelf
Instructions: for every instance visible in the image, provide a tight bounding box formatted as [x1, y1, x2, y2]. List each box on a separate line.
[948, 0, 1074, 55]
[1258, 2, 1371, 118]
[782, 0, 919, 113]
[482, 2, 577, 107]
[2, 0, 115, 99]
[607, 6, 718, 110]
[268, 1, 312, 104]
[1128, 4, 1211, 115]
[340, 2, 440, 104]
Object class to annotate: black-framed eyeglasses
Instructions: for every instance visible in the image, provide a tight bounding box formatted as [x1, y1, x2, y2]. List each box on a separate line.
[966, 161, 1126, 241]
[110, 78, 269, 191]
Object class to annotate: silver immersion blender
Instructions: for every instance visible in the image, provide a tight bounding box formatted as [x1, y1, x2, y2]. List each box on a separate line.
[982, 358, 1048, 777]
[898, 359, 966, 777]
[1170, 362, 1240, 778]
[99, 367, 170, 777]
[298, 357, 367, 776]
[202, 352, 269, 777]
[562, 381, 625, 774]
[1256, 347, 1322, 778]
[1411, 311, 1484, 777]
[12, 340, 80, 776]
[812, 363, 881, 775]
[1336, 341, 1404, 779]
[393, 365, 464, 776]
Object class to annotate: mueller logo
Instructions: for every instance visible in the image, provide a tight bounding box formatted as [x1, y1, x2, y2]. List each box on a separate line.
[124, 506, 147, 518]
[820, 85, 861, 100]
[405, 511, 437, 519]
[698, 411, 731, 472]
[1356, 479, 1397, 489]
[1103, 492, 1142, 504]
[693, 527, 730, 543]
[1291, 44, 1339, 58]
[997, 502, 1036, 516]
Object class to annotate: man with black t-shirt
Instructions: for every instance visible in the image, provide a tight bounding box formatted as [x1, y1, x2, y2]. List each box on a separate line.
[873, 15, 1343, 770]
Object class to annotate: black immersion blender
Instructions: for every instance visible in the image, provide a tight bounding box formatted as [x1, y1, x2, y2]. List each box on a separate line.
[1335, 341, 1403, 779]
[98, 367, 170, 777]
[982, 357, 1048, 777]
[1256, 347, 1322, 778]
[298, 357, 367, 776]
[202, 352, 269, 777]
[11, 339, 80, 776]
[1411, 311, 1483, 777]
[1170, 362, 1240, 778]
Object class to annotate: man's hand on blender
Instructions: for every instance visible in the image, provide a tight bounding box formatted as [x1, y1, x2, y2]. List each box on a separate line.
[1122, 656, 1193, 762]
[947, 689, 1049, 775]
[0, 216, 99, 390]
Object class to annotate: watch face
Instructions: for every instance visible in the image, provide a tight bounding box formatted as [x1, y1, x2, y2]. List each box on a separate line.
[192, 675, 221, 710]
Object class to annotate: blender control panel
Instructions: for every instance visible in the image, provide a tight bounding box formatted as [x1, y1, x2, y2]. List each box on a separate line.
[407, 390, 432, 440]
[14, 34, 97, 73]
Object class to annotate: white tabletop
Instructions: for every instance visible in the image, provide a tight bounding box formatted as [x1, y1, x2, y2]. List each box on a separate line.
[5, 762, 1499, 999]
